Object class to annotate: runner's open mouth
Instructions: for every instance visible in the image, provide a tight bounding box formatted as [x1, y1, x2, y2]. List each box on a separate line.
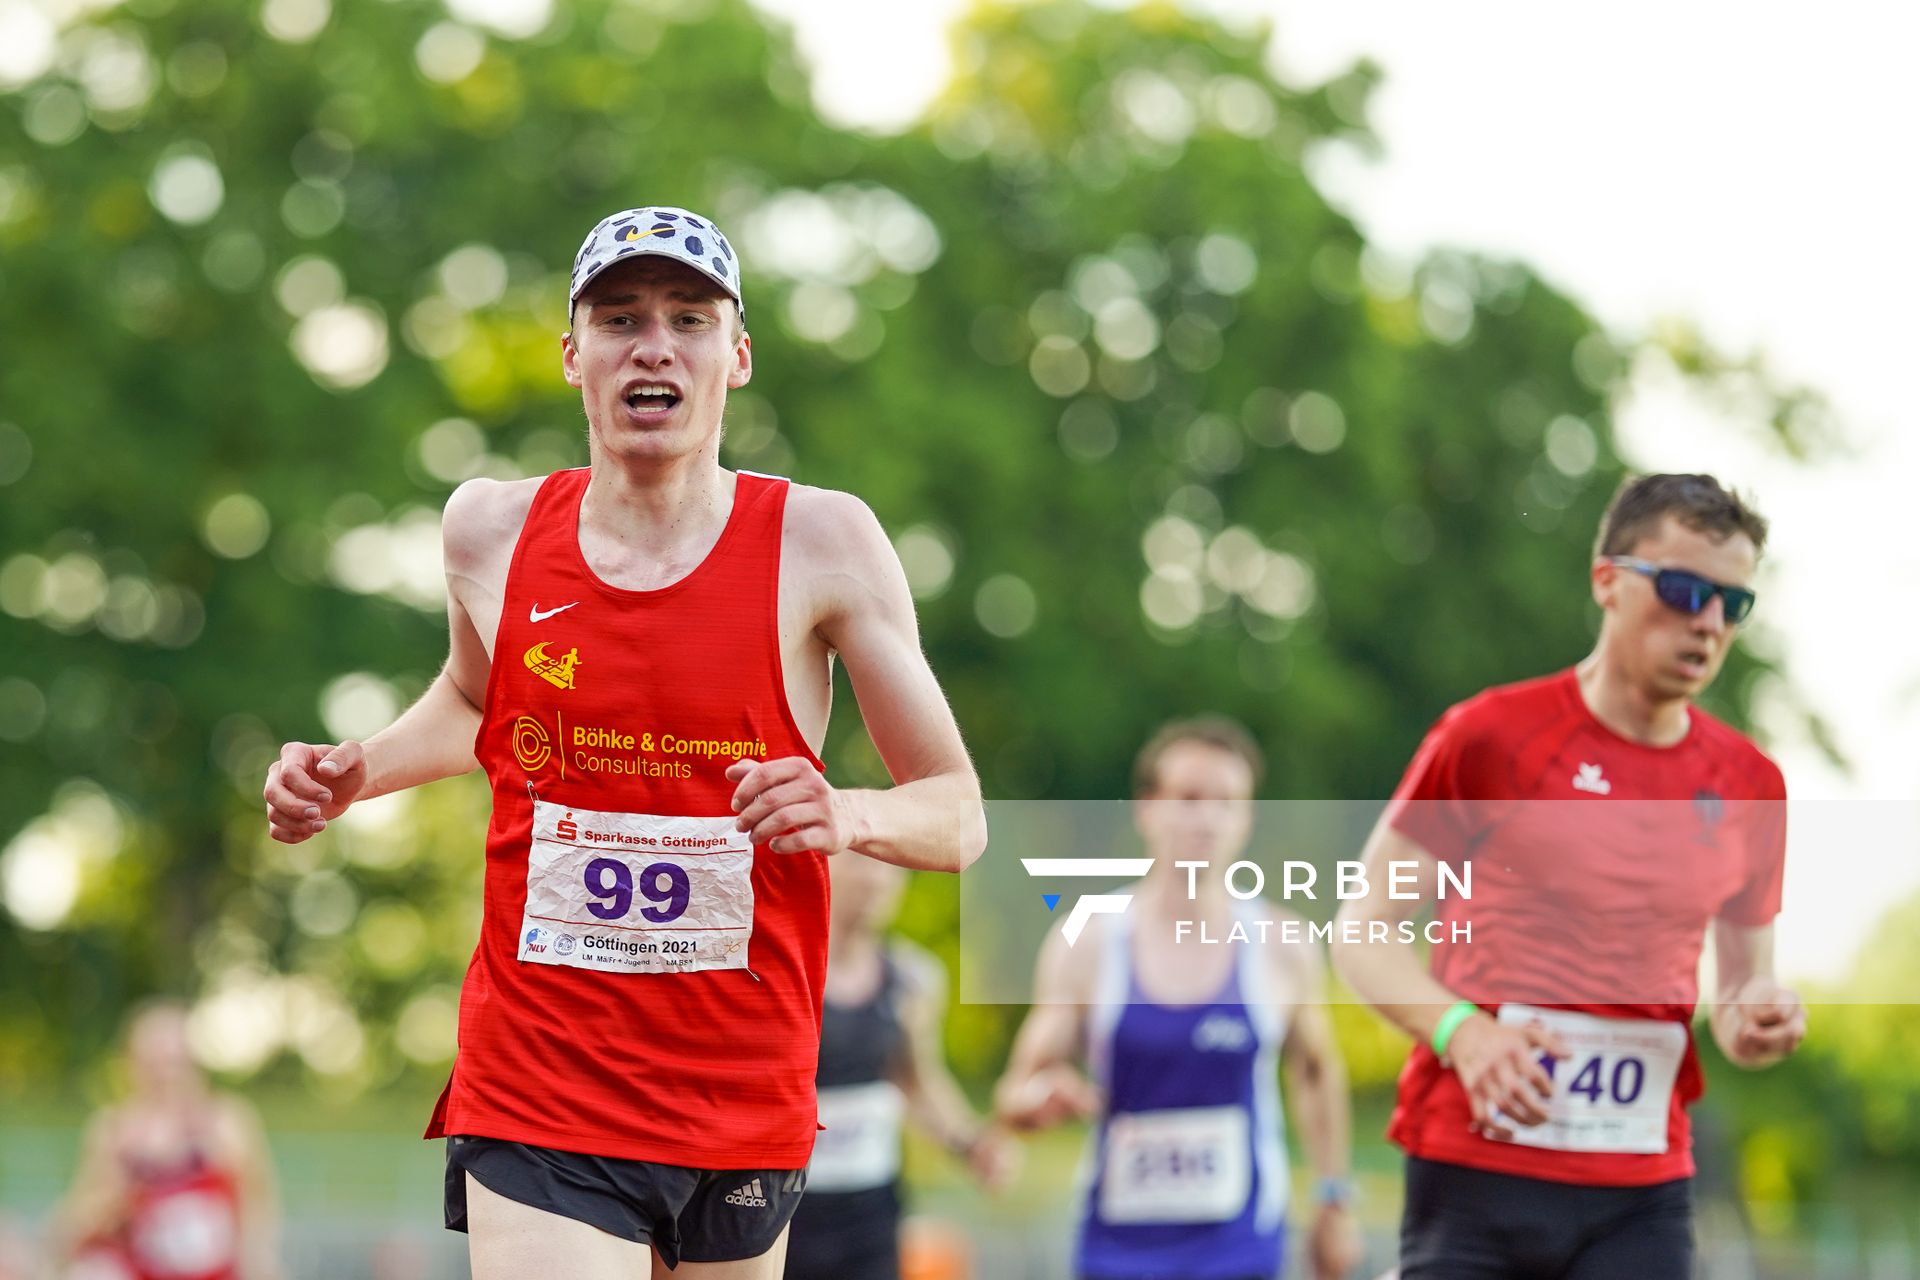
[625, 385, 682, 410]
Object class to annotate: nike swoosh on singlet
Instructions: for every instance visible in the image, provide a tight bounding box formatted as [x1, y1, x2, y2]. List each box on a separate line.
[529, 602, 579, 623]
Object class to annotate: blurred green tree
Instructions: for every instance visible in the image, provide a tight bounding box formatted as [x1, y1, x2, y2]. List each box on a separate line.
[0, 0, 1821, 1136]
[1, 0, 875, 1091]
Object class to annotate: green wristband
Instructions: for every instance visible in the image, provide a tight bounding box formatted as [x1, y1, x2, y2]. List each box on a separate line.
[1431, 1000, 1480, 1060]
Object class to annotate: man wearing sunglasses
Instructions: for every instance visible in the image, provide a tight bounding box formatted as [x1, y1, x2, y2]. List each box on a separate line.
[1333, 473, 1805, 1279]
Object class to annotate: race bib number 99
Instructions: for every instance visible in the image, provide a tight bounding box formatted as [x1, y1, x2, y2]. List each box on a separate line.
[1099, 1106, 1251, 1225]
[1494, 1004, 1687, 1155]
[519, 799, 754, 974]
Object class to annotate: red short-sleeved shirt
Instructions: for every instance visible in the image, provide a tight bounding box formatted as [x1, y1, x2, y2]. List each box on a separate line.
[1384, 669, 1787, 1186]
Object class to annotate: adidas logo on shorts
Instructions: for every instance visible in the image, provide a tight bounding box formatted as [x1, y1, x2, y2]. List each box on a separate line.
[724, 1177, 769, 1208]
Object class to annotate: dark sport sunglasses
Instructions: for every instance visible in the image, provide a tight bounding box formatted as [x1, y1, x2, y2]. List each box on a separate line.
[1608, 557, 1756, 624]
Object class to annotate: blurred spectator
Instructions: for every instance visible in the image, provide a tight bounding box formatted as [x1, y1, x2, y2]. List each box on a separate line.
[48, 1002, 281, 1280]
[0, 1213, 38, 1280]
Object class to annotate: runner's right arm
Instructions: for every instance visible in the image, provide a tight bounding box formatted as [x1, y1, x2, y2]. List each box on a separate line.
[264, 480, 505, 844]
[993, 924, 1102, 1131]
[1332, 821, 1566, 1138]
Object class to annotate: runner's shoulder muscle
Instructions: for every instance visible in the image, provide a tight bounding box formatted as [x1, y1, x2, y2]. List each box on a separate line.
[779, 482, 907, 638]
[443, 477, 542, 668]
[443, 476, 542, 591]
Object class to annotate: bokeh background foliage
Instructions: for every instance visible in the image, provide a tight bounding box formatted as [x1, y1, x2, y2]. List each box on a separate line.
[1, 0, 1906, 1232]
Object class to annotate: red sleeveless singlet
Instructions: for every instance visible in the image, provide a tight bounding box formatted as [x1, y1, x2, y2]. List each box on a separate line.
[425, 468, 829, 1168]
[73, 1134, 243, 1280]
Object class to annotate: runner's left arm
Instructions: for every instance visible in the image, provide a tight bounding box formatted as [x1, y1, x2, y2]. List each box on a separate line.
[1708, 920, 1806, 1068]
[890, 943, 1018, 1189]
[729, 490, 985, 872]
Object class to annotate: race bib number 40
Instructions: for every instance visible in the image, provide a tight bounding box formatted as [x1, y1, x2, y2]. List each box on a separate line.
[518, 799, 754, 975]
[1494, 1004, 1687, 1155]
[1100, 1106, 1251, 1225]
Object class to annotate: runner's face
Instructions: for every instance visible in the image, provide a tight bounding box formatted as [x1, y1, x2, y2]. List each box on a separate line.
[1134, 741, 1255, 871]
[128, 1009, 197, 1093]
[562, 257, 749, 463]
[1594, 516, 1757, 701]
[828, 850, 906, 933]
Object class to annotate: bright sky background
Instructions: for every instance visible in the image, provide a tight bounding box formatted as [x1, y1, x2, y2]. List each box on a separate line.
[751, 0, 1920, 986]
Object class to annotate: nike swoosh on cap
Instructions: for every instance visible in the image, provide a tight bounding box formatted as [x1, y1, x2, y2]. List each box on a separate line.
[529, 602, 578, 623]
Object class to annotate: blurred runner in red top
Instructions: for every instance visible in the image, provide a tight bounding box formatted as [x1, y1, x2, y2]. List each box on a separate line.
[53, 1002, 281, 1280]
[1334, 474, 1806, 1280]
[261, 206, 985, 1280]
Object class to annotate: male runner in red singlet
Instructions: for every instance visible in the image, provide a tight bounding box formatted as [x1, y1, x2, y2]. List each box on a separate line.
[1333, 474, 1806, 1279]
[53, 1002, 282, 1280]
[260, 206, 985, 1279]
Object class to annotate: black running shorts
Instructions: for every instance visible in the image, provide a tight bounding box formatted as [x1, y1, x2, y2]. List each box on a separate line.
[1399, 1155, 1693, 1279]
[445, 1134, 806, 1268]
